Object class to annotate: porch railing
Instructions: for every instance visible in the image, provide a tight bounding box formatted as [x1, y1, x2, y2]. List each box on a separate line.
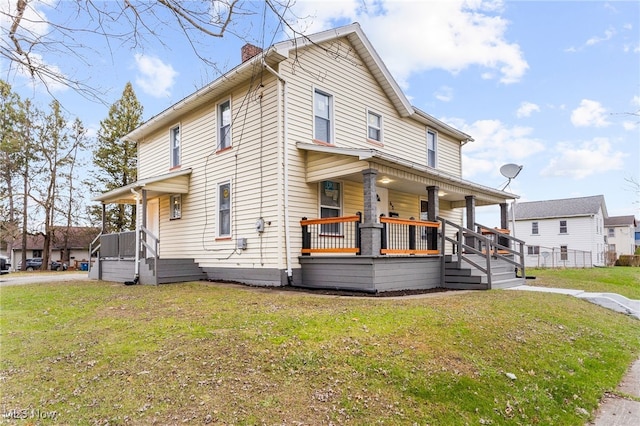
[475, 222, 526, 278]
[99, 231, 137, 258]
[300, 213, 361, 255]
[380, 216, 440, 255]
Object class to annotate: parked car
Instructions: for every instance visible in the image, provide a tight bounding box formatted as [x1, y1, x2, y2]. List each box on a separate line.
[0, 255, 10, 274]
[51, 260, 68, 271]
[17, 258, 43, 271]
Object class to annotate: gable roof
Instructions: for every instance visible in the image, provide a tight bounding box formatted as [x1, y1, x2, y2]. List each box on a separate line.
[604, 215, 637, 227]
[125, 23, 472, 145]
[514, 195, 607, 220]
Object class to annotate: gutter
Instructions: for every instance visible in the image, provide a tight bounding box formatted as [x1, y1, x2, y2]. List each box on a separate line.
[263, 63, 293, 284]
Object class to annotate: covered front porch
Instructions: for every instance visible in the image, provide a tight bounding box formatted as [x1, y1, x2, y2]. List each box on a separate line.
[295, 143, 525, 292]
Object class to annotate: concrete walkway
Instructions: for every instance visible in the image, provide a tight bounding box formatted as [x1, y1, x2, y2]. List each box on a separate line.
[508, 285, 640, 425]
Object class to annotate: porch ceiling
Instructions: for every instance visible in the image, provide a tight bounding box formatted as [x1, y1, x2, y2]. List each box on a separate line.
[92, 169, 192, 204]
[297, 143, 517, 207]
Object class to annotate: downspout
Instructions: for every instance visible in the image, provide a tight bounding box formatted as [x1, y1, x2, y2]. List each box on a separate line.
[264, 63, 293, 284]
[130, 188, 141, 282]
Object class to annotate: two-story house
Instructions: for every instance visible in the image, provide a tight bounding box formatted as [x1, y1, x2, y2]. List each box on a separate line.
[91, 23, 524, 291]
[604, 215, 638, 261]
[513, 195, 608, 268]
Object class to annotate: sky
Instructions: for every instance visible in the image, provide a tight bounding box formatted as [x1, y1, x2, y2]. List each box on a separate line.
[2, 0, 639, 227]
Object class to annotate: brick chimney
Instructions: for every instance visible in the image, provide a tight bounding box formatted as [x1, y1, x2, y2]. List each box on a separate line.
[241, 43, 263, 63]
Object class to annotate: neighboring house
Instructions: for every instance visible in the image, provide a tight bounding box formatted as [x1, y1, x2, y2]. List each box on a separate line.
[513, 195, 608, 268]
[604, 215, 638, 260]
[635, 224, 640, 252]
[92, 23, 524, 291]
[10, 227, 100, 270]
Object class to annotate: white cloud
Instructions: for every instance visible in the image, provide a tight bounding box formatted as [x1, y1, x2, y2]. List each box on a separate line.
[585, 27, 616, 46]
[631, 95, 640, 108]
[516, 102, 540, 118]
[434, 86, 453, 102]
[289, 0, 528, 86]
[540, 138, 626, 179]
[570, 99, 611, 127]
[622, 121, 637, 131]
[443, 117, 545, 179]
[134, 54, 177, 98]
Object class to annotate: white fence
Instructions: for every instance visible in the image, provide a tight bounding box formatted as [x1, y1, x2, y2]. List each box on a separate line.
[524, 245, 593, 268]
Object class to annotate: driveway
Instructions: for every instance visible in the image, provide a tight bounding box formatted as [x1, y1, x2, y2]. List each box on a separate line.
[0, 271, 89, 286]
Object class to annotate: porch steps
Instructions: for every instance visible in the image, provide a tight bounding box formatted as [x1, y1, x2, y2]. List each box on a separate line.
[444, 254, 524, 290]
[143, 258, 207, 284]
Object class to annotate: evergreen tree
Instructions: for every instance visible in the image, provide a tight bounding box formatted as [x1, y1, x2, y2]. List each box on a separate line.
[91, 82, 143, 232]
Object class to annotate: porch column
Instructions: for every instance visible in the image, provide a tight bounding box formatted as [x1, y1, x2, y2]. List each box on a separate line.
[426, 186, 439, 220]
[360, 168, 382, 256]
[426, 186, 439, 251]
[465, 195, 476, 249]
[101, 203, 107, 233]
[499, 202, 510, 249]
[141, 189, 148, 258]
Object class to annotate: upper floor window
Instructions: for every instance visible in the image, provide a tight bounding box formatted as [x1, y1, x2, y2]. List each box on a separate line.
[314, 89, 333, 143]
[170, 194, 182, 219]
[170, 125, 180, 168]
[607, 228, 615, 238]
[532, 222, 539, 235]
[427, 129, 437, 168]
[559, 220, 567, 234]
[367, 110, 382, 142]
[320, 180, 341, 234]
[218, 181, 231, 237]
[218, 100, 231, 150]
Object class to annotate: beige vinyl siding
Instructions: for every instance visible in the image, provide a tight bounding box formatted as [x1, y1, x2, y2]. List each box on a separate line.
[282, 38, 463, 178]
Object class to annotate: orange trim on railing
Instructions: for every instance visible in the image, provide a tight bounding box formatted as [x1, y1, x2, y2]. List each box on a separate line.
[380, 217, 439, 227]
[300, 215, 361, 225]
[381, 249, 439, 255]
[481, 227, 510, 235]
[301, 248, 361, 254]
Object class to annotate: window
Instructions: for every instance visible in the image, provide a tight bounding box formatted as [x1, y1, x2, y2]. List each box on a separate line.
[170, 125, 181, 168]
[532, 222, 539, 235]
[560, 245, 568, 261]
[33, 250, 42, 258]
[320, 180, 341, 234]
[527, 245, 540, 255]
[427, 129, 437, 167]
[367, 110, 382, 142]
[420, 199, 429, 221]
[608, 244, 616, 252]
[559, 220, 567, 234]
[218, 100, 231, 150]
[608, 228, 615, 238]
[218, 182, 231, 237]
[170, 195, 181, 219]
[314, 89, 332, 143]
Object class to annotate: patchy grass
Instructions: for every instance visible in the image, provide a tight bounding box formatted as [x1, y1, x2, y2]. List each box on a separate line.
[527, 266, 640, 300]
[1, 279, 639, 425]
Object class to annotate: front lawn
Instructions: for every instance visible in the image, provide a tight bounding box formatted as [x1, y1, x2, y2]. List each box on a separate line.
[1, 277, 639, 424]
[527, 266, 640, 299]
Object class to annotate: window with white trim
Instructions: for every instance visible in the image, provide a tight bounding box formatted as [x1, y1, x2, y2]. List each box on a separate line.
[560, 220, 567, 234]
[170, 125, 180, 168]
[170, 195, 181, 219]
[532, 222, 539, 235]
[607, 228, 615, 238]
[427, 129, 437, 168]
[527, 245, 540, 255]
[218, 182, 231, 237]
[367, 110, 382, 142]
[314, 89, 333, 143]
[320, 180, 341, 234]
[218, 99, 231, 150]
[560, 245, 568, 261]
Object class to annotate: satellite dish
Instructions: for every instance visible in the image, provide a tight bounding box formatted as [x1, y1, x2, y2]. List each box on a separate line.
[500, 163, 523, 179]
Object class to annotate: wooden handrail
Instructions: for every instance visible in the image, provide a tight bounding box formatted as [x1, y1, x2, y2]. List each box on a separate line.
[380, 217, 439, 227]
[300, 215, 361, 226]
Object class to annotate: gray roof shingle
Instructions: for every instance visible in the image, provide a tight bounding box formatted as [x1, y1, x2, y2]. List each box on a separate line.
[514, 195, 607, 220]
[604, 215, 637, 227]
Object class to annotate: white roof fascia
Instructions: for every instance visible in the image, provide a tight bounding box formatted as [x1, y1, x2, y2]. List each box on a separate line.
[92, 168, 192, 203]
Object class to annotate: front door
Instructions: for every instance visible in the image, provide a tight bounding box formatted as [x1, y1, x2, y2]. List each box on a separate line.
[146, 198, 160, 258]
[376, 187, 389, 221]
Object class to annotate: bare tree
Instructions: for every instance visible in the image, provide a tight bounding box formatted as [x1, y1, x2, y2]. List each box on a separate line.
[1, 0, 298, 101]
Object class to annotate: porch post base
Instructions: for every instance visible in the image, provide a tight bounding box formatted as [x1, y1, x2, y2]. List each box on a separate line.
[360, 223, 383, 256]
